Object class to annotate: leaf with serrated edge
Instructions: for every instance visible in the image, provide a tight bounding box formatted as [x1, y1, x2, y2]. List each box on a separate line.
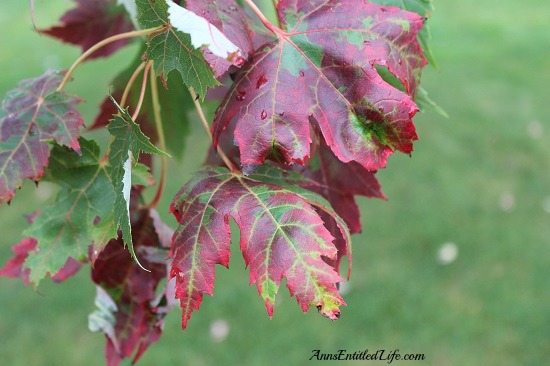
[23, 138, 116, 285]
[107, 98, 168, 268]
[135, 0, 218, 98]
[0, 69, 83, 204]
[213, 0, 426, 172]
[170, 166, 349, 328]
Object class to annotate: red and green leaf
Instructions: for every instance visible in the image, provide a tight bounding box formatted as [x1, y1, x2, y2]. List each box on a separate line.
[41, 0, 134, 59]
[0, 70, 84, 204]
[90, 208, 173, 366]
[0, 237, 83, 285]
[23, 138, 116, 285]
[213, 0, 426, 172]
[170, 166, 350, 328]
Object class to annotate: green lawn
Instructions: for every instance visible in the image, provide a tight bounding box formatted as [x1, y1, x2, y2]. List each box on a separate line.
[1, 1, 548, 365]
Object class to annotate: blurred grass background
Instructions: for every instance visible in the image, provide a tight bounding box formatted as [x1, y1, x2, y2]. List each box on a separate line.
[0, 0, 549, 365]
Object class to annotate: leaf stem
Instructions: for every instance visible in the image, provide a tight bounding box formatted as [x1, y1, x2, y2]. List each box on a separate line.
[146, 68, 168, 209]
[189, 87, 240, 174]
[56, 27, 162, 91]
[120, 62, 146, 110]
[131, 61, 152, 121]
[271, 0, 282, 29]
[242, 0, 280, 35]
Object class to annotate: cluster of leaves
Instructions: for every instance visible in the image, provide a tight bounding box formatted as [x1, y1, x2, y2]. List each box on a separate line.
[1, 0, 439, 364]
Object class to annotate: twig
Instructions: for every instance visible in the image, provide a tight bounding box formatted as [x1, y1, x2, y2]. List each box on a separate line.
[57, 27, 162, 91]
[189, 87, 240, 174]
[119, 62, 146, 110]
[131, 62, 152, 121]
[146, 68, 168, 209]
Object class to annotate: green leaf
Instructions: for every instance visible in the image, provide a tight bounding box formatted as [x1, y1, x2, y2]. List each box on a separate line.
[107, 98, 168, 268]
[23, 138, 116, 285]
[135, 0, 218, 98]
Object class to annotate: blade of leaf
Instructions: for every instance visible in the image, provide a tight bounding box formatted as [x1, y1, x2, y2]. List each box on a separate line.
[213, 1, 427, 172]
[23, 138, 116, 285]
[107, 97, 168, 269]
[0, 69, 84, 204]
[135, 0, 219, 98]
[170, 166, 348, 328]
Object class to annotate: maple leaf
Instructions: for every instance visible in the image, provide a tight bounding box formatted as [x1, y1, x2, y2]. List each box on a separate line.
[23, 138, 117, 285]
[107, 99, 168, 267]
[0, 69, 84, 204]
[185, 0, 256, 77]
[42, 0, 134, 60]
[213, 0, 426, 172]
[92, 52, 193, 159]
[90, 208, 173, 366]
[170, 166, 350, 328]
[135, 0, 219, 97]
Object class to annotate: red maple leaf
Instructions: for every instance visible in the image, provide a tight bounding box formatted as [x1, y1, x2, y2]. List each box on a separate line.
[0, 70, 83, 204]
[170, 166, 350, 328]
[42, 0, 134, 59]
[213, 0, 426, 172]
